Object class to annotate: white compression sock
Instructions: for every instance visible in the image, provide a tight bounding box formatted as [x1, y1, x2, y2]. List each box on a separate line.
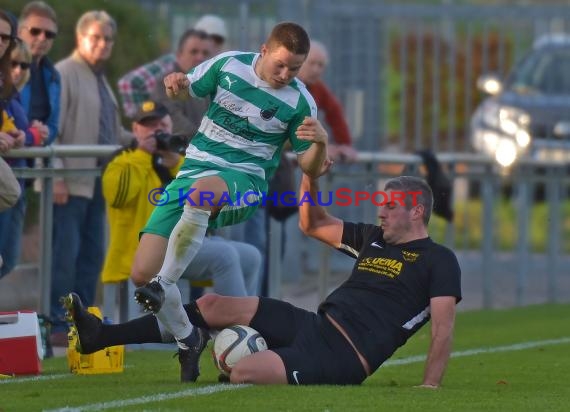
[153, 206, 210, 345]
[157, 319, 219, 344]
[155, 283, 193, 344]
[156, 205, 210, 285]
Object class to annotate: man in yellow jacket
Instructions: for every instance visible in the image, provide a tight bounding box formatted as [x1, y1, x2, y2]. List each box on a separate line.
[101, 100, 261, 319]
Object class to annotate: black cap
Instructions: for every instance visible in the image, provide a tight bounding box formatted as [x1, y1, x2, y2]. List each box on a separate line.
[133, 100, 169, 123]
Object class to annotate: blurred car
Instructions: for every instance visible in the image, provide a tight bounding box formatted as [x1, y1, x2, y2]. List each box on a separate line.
[470, 33, 570, 167]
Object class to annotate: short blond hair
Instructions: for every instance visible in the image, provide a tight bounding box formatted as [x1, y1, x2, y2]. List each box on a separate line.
[76, 10, 116, 37]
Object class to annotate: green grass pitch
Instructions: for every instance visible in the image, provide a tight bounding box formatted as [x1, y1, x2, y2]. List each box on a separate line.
[2, 303, 569, 411]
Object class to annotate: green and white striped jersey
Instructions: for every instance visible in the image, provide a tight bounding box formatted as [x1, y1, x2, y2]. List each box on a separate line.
[180, 51, 318, 182]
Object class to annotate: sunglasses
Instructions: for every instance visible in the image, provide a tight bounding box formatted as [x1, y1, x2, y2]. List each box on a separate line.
[11, 61, 31, 70]
[0, 33, 11, 43]
[25, 27, 57, 40]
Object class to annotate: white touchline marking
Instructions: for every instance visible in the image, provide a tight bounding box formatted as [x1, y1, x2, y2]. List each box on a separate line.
[43, 384, 251, 412]
[15, 336, 570, 411]
[0, 373, 70, 385]
[0, 365, 134, 385]
[383, 336, 570, 366]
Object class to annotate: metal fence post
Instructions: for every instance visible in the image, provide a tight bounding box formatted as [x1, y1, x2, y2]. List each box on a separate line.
[546, 166, 561, 302]
[317, 171, 334, 303]
[481, 166, 495, 308]
[444, 161, 457, 248]
[38, 152, 54, 316]
[515, 167, 530, 306]
[267, 217, 283, 299]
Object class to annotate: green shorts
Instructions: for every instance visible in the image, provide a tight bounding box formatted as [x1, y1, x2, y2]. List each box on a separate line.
[142, 168, 266, 238]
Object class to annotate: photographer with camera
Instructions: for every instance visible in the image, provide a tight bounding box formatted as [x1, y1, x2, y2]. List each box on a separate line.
[153, 130, 188, 154]
[100, 100, 262, 319]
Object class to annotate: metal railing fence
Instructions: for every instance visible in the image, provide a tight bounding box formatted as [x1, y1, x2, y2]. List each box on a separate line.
[5, 146, 570, 316]
[7, 145, 120, 316]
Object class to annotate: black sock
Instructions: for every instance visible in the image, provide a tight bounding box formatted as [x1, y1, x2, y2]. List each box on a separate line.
[98, 313, 163, 347]
[183, 301, 209, 328]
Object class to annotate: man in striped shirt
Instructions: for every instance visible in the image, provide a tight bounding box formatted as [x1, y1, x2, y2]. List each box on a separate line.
[131, 22, 329, 382]
[117, 15, 227, 118]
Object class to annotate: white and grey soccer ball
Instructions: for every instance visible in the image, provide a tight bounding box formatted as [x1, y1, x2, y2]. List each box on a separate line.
[212, 325, 268, 376]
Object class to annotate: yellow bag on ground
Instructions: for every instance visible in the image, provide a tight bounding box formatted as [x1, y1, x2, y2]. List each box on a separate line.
[66, 307, 124, 374]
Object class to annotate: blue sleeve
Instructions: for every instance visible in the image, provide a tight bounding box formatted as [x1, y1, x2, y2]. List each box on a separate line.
[24, 129, 35, 146]
[8, 99, 34, 146]
[9, 99, 28, 128]
[45, 69, 61, 145]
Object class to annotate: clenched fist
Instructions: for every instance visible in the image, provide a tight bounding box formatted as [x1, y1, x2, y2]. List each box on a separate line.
[164, 72, 191, 100]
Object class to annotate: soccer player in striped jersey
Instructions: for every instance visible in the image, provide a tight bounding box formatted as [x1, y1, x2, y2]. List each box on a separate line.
[131, 22, 329, 381]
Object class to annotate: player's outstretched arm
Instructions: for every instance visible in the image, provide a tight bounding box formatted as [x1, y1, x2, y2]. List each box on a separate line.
[421, 296, 457, 388]
[164, 72, 191, 101]
[298, 173, 343, 248]
[296, 117, 329, 179]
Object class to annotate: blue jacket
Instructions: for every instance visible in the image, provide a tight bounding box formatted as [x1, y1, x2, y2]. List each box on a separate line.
[1, 96, 32, 169]
[19, 57, 61, 145]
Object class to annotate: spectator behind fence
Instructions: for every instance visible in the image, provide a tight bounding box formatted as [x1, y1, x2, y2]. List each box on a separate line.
[17, 1, 60, 146]
[0, 8, 19, 145]
[11, 38, 49, 146]
[101, 100, 261, 305]
[0, 9, 16, 101]
[48, 10, 133, 347]
[298, 40, 357, 162]
[0, 10, 28, 279]
[117, 14, 228, 118]
[149, 29, 210, 138]
[0, 38, 40, 279]
[0, 155, 21, 270]
[65, 174, 461, 386]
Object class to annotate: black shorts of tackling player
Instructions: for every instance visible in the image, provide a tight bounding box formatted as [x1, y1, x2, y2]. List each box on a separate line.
[249, 297, 367, 385]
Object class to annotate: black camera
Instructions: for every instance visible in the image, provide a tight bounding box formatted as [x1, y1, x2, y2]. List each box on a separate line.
[154, 131, 188, 154]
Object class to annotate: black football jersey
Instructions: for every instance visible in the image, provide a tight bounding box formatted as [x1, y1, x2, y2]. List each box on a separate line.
[319, 222, 461, 371]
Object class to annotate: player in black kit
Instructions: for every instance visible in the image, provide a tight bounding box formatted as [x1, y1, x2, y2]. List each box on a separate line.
[64, 173, 461, 386]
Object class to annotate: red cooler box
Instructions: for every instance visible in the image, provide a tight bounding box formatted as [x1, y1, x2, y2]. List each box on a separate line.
[0, 311, 43, 375]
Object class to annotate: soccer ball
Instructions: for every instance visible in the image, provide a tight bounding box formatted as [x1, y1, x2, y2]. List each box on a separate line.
[212, 325, 268, 376]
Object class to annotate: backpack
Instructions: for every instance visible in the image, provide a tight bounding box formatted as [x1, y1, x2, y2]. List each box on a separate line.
[417, 149, 454, 222]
